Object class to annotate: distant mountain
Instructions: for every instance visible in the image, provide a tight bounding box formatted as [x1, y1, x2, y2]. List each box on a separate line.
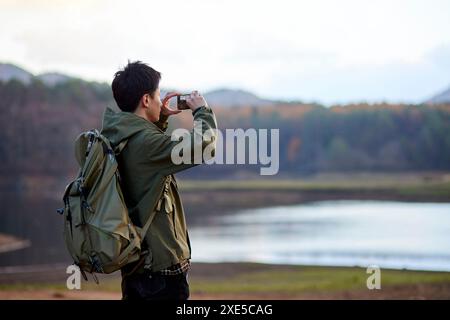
[37, 72, 74, 86]
[0, 63, 33, 84]
[161, 88, 275, 107]
[204, 88, 273, 107]
[1, 63, 275, 107]
[427, 86, 450, 104]
[0, 63, 77, 86]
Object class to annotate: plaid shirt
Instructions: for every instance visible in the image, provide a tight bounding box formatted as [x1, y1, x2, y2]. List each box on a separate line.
[158, 259, 191, 276]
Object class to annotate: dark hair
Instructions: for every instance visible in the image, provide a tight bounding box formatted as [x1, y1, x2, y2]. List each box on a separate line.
[111, 60, 161, 112]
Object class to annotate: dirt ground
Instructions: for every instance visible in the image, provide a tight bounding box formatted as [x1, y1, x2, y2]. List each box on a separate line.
[1, 283, 449, 300]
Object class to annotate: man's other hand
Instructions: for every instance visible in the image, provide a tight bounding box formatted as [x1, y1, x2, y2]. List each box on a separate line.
[186, 91, 207, 112]
[161, 92, 182, 116]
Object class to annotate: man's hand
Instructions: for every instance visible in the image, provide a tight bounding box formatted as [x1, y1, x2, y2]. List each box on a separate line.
[186, 91, 207, 112]
[161, 92, 182, 116]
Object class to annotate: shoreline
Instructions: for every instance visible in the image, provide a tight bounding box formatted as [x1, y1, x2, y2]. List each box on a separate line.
[181, 188, 450, 226]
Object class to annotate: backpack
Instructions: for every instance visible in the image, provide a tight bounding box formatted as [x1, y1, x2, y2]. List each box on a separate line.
[57, 129, 153, 282]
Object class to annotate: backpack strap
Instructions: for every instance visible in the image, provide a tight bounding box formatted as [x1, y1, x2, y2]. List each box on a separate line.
[139, 210, 157, 241]
[114, 140, 128, 155]
[102, 233, 141, 270]
[139, 175, 172, 240]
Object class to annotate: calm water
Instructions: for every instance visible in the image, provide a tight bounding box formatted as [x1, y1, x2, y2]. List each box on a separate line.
[2, 198, 450, 272]
[189, 201, 450, 272]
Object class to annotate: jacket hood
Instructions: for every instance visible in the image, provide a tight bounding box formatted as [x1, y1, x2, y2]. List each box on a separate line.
[100, 107, 153, 146]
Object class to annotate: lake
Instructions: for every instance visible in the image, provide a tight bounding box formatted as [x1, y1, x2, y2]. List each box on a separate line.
[1, 198, 450, 272]
[189, 200, 450, 272]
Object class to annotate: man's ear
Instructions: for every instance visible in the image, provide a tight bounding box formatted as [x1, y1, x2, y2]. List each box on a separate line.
[142, 94, 150, 108]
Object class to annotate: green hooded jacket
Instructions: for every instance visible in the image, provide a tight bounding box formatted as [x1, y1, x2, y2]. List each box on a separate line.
[101, 105, 217, 273]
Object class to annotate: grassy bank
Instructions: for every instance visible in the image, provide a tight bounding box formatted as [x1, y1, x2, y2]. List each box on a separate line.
[179, 172, 450, 201]
[175, 173, 450, 225]
[1, 263, 450, 299]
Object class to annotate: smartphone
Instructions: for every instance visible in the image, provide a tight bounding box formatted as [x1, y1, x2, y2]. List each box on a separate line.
[176, 94, 190, 110]
[164, 94, 190, 110]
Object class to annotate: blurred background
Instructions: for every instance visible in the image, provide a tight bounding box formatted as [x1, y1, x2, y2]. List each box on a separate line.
[1, 0, 450, 299]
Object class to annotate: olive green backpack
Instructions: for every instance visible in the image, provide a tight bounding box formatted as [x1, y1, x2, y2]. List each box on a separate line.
[58, 129, 154, 282]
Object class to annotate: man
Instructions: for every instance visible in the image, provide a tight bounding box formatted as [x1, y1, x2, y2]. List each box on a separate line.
[101, 61, 217, 300]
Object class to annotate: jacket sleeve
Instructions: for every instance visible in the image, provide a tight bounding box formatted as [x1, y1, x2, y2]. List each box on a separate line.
[152, 113, 169, 132]
[142, 105, 218, 176]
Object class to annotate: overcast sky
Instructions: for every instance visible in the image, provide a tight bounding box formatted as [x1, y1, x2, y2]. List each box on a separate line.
[1, 0, 450, 105]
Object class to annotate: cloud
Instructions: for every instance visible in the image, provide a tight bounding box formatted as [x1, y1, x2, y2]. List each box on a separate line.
[2, 0, 450, 103]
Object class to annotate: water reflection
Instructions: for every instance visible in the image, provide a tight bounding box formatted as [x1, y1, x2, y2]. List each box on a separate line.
[0, 193, 70, 266]
[189, 200, 450, 271]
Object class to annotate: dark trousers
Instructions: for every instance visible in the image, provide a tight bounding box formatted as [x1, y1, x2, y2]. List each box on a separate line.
[121, 271, 190, 300]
